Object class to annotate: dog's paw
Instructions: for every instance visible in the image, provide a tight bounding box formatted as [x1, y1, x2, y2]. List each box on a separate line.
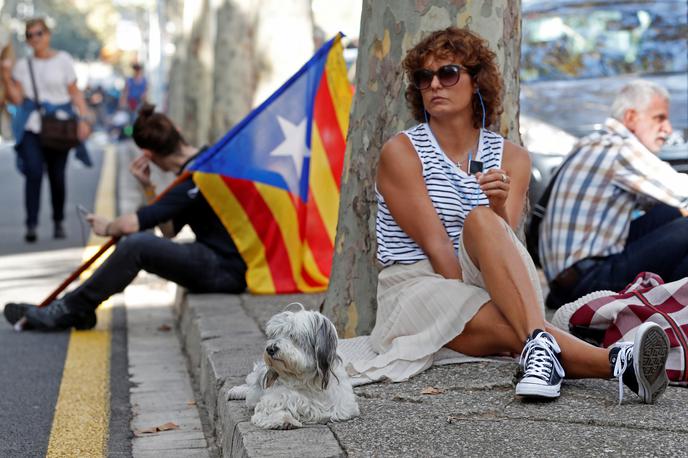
[252, 411, 303, 430]
[227, 384, 249, 400]
[275, 413, 303, 430]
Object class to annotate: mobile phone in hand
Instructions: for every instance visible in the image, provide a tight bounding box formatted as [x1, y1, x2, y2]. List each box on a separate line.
[77, 204, 90, 219]
[469, 159, 484, 175]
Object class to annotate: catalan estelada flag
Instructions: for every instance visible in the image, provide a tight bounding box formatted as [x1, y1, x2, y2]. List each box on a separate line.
[189, 34, 351, 294]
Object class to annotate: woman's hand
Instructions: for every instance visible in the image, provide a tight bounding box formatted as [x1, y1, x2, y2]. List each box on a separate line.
[129, 154, 153, 188]
[86, 214, 110, 237]
[476, 168, 510, 216]
[77, 120, 91, 142]
[1, 58, 13, 79]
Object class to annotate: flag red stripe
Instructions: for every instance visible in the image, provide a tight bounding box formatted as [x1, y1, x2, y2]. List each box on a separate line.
[224, 177, 299, 292]
[313, 72, 346, 187]
[305, 189, 334, 277]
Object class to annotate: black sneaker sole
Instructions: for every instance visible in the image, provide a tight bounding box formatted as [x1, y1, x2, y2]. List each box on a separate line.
[634, 322, 670, 404]
[4, 303, 31, 325]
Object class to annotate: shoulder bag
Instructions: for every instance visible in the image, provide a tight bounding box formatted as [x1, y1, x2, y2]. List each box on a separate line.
[552, 272, 688, 385]
[27, 58, 80, 151]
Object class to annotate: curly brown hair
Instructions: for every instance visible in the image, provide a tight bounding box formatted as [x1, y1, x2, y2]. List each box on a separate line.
[402, 27, 503, 128]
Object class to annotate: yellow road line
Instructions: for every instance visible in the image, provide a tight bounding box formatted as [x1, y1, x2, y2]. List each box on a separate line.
[47, 145, 117, 457]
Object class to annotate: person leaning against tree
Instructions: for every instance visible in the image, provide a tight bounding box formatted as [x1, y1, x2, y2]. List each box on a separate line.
[0, 17, 94, 243]
[346, 27, 670, 406]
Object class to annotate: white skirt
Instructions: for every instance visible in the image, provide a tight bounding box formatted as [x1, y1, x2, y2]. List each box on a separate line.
[343, 220, 544, 384]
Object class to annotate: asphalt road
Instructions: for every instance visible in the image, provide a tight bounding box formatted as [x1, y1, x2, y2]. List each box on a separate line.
[0, 134, 130, 456]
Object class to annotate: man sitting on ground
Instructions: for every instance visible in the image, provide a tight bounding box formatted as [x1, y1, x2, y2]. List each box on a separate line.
[540, 79, 688, 309]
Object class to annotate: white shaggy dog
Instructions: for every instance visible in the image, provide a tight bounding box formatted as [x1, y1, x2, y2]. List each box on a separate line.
[228, 306, 359, 429]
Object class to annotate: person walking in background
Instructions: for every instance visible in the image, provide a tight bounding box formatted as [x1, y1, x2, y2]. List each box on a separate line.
[347, 28, 670, 405]
[120, 63, 147, 114]
[540, 80, 688, 310]
[0, 18, 94, 242]
[4, 104, 247, 331]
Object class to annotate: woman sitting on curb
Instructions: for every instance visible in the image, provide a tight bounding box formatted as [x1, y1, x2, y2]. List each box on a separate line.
[347, 27, 669, 404]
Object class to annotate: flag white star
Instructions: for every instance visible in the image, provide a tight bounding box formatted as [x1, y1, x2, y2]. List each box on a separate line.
[269, 116, 309, 178]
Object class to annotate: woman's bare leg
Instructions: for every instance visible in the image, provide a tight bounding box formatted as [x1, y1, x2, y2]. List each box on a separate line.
[447, 301, 613, 379]
[461, 207, 545, 341]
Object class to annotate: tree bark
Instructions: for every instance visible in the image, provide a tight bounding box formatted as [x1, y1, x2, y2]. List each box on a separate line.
[181, 0, 215, 146]
[323, 0, 521, 337]
[208, 0, 259, 142]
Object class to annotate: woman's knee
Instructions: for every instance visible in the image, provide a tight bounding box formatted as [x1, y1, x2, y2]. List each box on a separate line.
[463, 207, 502, 240]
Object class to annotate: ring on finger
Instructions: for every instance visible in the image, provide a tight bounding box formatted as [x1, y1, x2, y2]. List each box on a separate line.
[501, 173, 508, 183]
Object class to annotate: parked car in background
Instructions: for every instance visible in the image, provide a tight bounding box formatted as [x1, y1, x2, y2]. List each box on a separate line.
[520, 0, 688, 208]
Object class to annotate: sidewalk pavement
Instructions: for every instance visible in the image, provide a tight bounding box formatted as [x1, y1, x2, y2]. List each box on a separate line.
[174, 291, 688, 457]
[115, 140, 688, 456]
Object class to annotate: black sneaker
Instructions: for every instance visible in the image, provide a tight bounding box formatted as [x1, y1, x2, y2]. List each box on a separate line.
[25, 227, 37, 243]
[54, 222, 66, 239]
[609, 322, 669, 404]
[20, 299, 97, 331]
[4, 303, 31, 326]
[516, 329, 565, 399]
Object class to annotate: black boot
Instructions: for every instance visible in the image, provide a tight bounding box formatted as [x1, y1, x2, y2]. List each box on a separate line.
[8, 299, 97, 331]
[54, 222, 66, 239]
[25, 226, 37, 243]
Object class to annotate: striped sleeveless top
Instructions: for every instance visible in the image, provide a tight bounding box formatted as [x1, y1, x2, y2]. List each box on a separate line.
[376, 123, 504, 267]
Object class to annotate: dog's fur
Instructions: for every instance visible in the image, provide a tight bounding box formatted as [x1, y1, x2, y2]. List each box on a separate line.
[228, 307, 359, 429]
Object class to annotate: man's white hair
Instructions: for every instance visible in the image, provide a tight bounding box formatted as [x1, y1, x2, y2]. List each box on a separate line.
[611, 80, 670, 121]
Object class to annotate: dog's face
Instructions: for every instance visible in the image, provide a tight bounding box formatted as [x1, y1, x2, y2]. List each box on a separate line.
[262, 309, 339, 390]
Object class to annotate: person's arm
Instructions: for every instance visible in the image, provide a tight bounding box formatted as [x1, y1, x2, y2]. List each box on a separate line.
[128, 154, 175, 236]
[614, 143, 688, 209]
[87, 213, 139, 237]
[67, 82, 93, 141]
[476, 141, 532, 230]
[1, 58, 24, 105]
[118, 81, 129, 109]
[377, 134, 462, 280]
[129, 154, 157, 203]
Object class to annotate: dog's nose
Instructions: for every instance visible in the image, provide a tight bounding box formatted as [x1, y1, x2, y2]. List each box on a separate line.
[266, 343, 278, 357]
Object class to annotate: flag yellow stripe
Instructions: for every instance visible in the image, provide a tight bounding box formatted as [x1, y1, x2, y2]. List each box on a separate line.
[325, 37, 353, 137]
[252, 184, 324, 293]
[194, 173, 275, 293]
[303, 242, 329, 286]
[309, 127, 340, 242]
[253, 183, 316, 292]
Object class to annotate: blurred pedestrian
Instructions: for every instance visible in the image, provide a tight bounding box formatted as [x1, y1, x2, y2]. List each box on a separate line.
[540, 80, 688, 309]
[4, 104, 247, 331]
[120, 63, 147, 114]
[0, 18, 94, 242]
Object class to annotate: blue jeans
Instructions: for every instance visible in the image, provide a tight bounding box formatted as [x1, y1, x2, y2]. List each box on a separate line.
[549, 204, 688, 307]
[63, 232, 246, 312]
[16, 131, 69, 228]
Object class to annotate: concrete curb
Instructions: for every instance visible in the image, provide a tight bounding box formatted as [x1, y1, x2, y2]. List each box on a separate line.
[175, 292, 344, 458]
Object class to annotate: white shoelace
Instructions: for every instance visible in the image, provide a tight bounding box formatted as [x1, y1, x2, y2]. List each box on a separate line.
[612, 344, 633, 404]
[519, 332, 565, 381]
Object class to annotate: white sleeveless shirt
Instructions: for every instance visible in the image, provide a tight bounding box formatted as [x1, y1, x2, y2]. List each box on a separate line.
[376, 123, 504, 267]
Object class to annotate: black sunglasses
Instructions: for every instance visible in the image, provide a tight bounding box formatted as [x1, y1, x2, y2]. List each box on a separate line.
[412, 64, 464, 90]
[26, 29, 46, 40]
